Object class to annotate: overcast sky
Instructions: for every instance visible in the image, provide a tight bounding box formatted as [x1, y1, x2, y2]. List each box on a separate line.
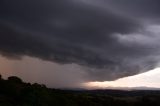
[0, 0, 160, 88]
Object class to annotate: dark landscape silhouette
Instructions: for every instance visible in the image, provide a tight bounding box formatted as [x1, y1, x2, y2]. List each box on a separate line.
[0, 75, 160, 106]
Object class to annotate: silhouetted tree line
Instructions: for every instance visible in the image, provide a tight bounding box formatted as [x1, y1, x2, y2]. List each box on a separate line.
[0, 74, 160, 106]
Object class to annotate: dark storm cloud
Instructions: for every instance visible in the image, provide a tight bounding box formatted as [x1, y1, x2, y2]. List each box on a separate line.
[0, 0, 160, 82]
[106, 0, 160, 19]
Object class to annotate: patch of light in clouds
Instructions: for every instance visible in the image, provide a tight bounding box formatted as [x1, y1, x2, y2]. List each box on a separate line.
[84, 68, 160, 89]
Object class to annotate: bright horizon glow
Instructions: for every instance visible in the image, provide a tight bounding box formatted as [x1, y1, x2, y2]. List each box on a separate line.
[1, 55, 160, 89]
[84, 68, 160, 89]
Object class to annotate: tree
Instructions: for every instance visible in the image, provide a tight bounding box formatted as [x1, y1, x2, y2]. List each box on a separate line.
[8, 76, 22, 83]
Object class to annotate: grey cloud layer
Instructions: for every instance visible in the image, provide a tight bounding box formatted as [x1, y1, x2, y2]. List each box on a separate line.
[0, 0, 160, 81]
[106, 0, 160, 19]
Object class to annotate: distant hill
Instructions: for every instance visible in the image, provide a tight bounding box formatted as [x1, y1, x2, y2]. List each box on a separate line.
[97, 86, 160, 91]
[0, 75, 160, 106]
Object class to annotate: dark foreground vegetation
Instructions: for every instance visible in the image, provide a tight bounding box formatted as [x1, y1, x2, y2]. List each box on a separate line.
[0, 75, 160, 106]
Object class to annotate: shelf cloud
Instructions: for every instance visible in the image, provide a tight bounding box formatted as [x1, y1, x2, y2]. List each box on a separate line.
[0, 0, 160, 83]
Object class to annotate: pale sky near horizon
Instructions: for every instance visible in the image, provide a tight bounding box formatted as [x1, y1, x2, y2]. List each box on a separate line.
[1, 55, 160, 89]
[84, 68, 160, 89]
